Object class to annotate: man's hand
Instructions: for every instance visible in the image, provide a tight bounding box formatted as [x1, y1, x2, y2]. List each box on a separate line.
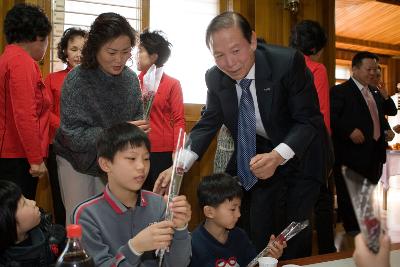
[153, 167, 172, 195]
[353, 233, 391, 267]
[129, 221, 174, 253]
[350, 128, 365, 144]
[393, 124, 400, 134]
[165, 195, 191, 229]
[377, 81, 389, 99]
[385, 129, 395, 142]
[128, 120, 150, 133]
[249, 150, 284, 179]
[29, 162, 47, 178]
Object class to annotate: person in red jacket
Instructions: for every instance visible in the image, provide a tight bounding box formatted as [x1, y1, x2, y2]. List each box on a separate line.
[136, 30, 185, 190]
[0, 3, 52, 200]
[44, 27, 86, 225]
[290, 20, 336, 254]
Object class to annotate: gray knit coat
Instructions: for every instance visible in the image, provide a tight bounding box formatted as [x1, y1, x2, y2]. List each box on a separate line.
[54, 66, 143, 176]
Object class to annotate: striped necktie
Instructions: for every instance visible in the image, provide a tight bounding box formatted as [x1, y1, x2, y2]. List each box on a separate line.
[237, 78, 258, 191]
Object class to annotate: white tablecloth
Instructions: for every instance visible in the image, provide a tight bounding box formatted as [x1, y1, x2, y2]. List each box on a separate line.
[303, 250, 399, 267]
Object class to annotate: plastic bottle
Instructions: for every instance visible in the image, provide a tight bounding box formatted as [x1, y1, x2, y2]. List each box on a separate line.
[55, 224, 95, 267]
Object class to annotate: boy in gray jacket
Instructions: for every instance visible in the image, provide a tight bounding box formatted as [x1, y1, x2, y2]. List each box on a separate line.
[72, 122, 191, 266]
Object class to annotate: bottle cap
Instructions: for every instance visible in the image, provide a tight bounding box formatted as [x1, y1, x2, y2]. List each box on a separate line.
[66, 224, 82, 238]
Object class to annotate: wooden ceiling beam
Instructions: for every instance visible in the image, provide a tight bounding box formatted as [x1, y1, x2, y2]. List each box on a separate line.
[336, 35, 400, 56]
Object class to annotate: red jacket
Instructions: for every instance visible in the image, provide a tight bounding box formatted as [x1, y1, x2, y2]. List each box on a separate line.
[139, 71, 185, 152]
[44, 67, 70, 141]
[305, 55, 331, 134]
[0, 45, 51, 164]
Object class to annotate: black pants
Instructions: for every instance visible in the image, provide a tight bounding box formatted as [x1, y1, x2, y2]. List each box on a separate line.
[234, 136, 320, 260]
[0, 158, 38, 200]
[47, 144, 65, 225]
[314, 173, 336, 254]
[142, 152, 173, 191]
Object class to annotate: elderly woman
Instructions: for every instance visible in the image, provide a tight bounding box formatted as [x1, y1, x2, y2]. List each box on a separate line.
[54, 13, 149, 223]
[0, 3, 52, 200]
[136, 30, 185, 190]
[44, 27, 87, 225]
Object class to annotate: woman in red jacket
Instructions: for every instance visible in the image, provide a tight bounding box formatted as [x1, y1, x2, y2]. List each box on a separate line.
[136, 30, 185, 190]
[0, 3, 52, 200]
[44, 27, 86, 225]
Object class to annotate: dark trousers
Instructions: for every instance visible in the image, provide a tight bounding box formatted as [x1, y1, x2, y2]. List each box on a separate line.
[0, 158, 38, 200]
[333, 165, 360, 234]
[142, 151, 173, 191]
[234, 136, 320, 260]
[314, 173, 336, 254]
[47, 144, 65, 225]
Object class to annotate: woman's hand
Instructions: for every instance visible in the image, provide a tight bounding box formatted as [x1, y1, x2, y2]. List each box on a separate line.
[128, 120, 150, 133]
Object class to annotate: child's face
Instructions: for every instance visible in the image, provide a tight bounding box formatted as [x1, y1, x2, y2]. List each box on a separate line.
[105, 144, 150, 193]
[210, 197, 241, 230]
[15, 196, 41, 237]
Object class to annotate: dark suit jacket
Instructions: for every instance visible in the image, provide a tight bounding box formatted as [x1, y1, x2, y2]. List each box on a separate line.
[330, 78, 397, 183]
[190, 43, 331, 183]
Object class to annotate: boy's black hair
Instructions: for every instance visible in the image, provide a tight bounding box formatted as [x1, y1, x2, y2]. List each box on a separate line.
[197, 173, 243, 209]
[0, 180, 22, 251]
[4, 3, 52, 44]
[96, 122, 150, 162]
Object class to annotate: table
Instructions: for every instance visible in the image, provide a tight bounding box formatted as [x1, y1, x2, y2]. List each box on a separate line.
[277, 243, 400, 266]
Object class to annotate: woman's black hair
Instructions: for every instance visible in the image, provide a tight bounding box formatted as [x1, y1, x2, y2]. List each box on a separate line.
[139, 29, 172, 67]
[289, 20, 327, 56]
[57, 27, 87, 63]
[4, 3, 51, 44]
[81, 12, 136, 69]
[0, 180, 22, 251]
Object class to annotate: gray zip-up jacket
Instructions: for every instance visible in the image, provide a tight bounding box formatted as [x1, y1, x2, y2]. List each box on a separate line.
[73, 186, 191, 266]
[54, 66, 143, 176]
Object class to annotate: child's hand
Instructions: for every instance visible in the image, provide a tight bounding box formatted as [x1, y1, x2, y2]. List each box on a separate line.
[267, 234, 287, 259]
[130, 221, 174, 253]
[169, 195, 192, 229]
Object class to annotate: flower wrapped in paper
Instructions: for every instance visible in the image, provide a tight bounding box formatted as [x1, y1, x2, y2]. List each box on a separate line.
[142, 64, 163, 120]
[342, 166, 381, 253]
[157, 128, 193, 266]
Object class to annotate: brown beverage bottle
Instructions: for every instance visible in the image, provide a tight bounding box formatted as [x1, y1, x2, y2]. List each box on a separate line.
[55, 224, 95, 267]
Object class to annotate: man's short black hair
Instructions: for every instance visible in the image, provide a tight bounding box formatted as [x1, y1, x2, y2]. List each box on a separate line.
[96, 122, 150, 162]
[352, 51, 379, 68]
[4, 3, 51, 44]
[197, 173, 243, 209]
[205, 11, 253, 49]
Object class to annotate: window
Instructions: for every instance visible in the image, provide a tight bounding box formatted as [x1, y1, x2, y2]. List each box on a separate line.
[335, 60, 351, 85]
[148, 0, 219, 104]
[51, 0, 143, 72]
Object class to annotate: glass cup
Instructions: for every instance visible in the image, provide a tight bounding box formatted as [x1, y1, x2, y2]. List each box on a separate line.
[258, 256, 278, 267]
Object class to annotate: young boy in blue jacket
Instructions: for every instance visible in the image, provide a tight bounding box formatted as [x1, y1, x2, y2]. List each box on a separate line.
[190, 173, 286, 267]
[72, 122, 191, 266]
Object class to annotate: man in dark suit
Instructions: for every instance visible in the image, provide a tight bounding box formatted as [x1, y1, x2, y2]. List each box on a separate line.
[330, 51, 396, 234]
[154, 12, 331, 259]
